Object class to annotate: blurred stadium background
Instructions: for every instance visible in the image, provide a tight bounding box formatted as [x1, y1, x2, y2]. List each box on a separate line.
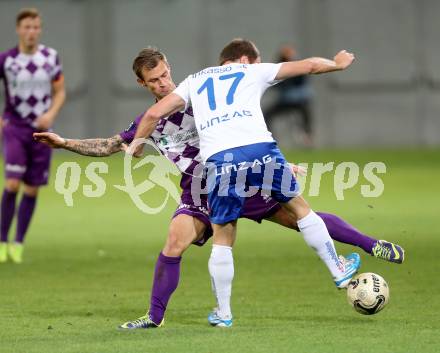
[1, 0, 439, 146]
[1, 1, 439, 353]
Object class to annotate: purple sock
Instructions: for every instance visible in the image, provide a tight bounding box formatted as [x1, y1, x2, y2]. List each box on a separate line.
[1, 189, 17, 243]
[317, 212, 376, 254]
[149, 252, 181, 324]
[15, 194, 37, 244]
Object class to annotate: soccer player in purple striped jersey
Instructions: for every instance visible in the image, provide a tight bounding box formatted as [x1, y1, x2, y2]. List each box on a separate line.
[0, 8, 66, 264]
[34, 48, 403, 329]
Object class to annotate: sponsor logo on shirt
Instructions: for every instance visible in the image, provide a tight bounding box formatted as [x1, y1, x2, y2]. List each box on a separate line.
[200, 110, 253, 131]
[214, 154, 272, 176]
[157, 128, 198, 148]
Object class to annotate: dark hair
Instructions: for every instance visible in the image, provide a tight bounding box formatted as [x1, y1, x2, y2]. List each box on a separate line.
[132, 47, 168, 79]
[219, 38, 260, 65]
[16, 8, 40, 26]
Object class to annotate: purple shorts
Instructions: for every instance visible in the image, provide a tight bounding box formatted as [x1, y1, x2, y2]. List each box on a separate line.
[2, 121, 52, 186]
[172, 188, 281, 247]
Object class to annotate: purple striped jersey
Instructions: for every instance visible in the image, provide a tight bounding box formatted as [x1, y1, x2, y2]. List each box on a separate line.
[119, 107, 204, 176]
[0, 44, 62, 126]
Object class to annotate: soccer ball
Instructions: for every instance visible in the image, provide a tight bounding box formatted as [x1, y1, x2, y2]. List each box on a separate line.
[347, 272, 389, 315]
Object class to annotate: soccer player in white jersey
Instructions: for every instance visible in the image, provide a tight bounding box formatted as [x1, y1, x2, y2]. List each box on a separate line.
[0, 8, 66, 263]
[129, 39, 359, 327]
[36, 47, 403, 329]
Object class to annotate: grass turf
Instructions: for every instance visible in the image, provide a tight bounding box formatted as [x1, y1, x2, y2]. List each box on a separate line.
[0, 148, 439, 353]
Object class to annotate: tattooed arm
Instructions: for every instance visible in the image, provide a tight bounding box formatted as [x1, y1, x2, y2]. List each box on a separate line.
[33, 132, 126, 157]
[64, 135, 125, 157]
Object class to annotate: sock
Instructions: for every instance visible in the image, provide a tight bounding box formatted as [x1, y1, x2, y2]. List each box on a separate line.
[15, 194, 37, 243]
[297, 210, 344, 280]
[1, 189, 17, 243]
[208, 244, 234, 318]
[317, 212, 376, 254]
[149, 252, 181, 325]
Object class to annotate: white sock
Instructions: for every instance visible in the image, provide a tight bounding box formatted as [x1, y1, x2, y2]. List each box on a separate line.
[297, 211, 344, 280]
[208, 244, 234, 318]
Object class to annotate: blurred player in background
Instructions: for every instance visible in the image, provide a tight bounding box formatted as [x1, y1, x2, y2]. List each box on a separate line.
[36, 47, 403, 329]
[0, 8, 66, 263]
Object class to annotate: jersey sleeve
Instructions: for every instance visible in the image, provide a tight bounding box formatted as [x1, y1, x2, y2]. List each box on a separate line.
[252, 63, 282, 87]
[119, 114, 143, 143]
[173, 77, 191, 111]
[51, 50, 63, 81]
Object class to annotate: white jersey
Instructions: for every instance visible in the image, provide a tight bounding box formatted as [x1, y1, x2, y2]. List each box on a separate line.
[173, 63, 281, 161]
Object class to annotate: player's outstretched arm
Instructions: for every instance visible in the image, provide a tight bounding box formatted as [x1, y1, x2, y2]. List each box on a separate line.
[128, 93, 185, 157]
[275, 50, 355, 80]
[135, 93, 185, 140]
[33, 132, 124, 157]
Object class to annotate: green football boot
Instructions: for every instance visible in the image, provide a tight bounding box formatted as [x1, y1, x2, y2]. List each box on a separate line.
[372, 240, 404, 264]
[8, 243, 24, 264]
[118, 313, 163, 330]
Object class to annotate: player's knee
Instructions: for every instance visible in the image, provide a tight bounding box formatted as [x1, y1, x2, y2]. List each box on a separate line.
[285, 195, 311, 219]
[5, 179, 21, 193]
[163, 228, 193, 257]
[23, 185, 39, 197]
[283, 216, 300, 231]
[270, 209, 299, 231]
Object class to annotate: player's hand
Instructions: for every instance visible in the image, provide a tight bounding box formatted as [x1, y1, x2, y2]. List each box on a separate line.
[33, 132, 66, 148]
[33, 112, 55, 131]
[122, 139, 144, 158]
[290, 163, 307, 177]
[334, 50, 355, 70]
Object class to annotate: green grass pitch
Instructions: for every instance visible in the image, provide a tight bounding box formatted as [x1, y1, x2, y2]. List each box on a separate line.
[0, 148, 439, 353]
